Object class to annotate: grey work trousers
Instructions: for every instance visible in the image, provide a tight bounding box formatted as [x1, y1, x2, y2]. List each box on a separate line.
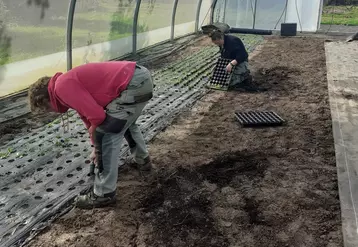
[230, 61, 250, 87]
[92, 65, 153, 196]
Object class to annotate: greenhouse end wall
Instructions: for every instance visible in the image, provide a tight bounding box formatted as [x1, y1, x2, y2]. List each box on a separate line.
[213, 0, 323, 32]
[0, 0, 213, 98]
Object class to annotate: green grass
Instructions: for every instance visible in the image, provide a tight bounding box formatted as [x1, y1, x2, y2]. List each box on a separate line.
[321, 5, 358, 26]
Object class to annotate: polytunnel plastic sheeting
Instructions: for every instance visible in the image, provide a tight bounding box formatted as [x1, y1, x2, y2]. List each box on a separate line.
[213, 0, 226, 24]
[0, 34, 264, 247]
[174, 0, 200, 38]
[199, 0, 213, 29]
[213, 0, 323, 32]
[136, 0, 174, 50]
[215, 0, 254, 29]
[0, 0, 69, 98]
[285, 0, 323, 32]
[254, 0, 288, 30]
[71, 0, 136, 66]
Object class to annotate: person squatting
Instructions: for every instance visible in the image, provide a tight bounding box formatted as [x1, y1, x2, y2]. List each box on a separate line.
[209, 30, 260, 92]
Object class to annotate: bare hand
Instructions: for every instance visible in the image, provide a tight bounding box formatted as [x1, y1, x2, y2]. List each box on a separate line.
[89, 126, 95, 137]
[90, 148, 97, 165]
[226, 63, 233, 73]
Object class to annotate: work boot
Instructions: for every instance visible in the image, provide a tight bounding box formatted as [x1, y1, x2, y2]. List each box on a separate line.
[229, 82, 258, 92]
[244, 74, 253, 84]
[127, 156, 153, 172]
[229, 77, 267, 93]
[74, 190, 116, 209]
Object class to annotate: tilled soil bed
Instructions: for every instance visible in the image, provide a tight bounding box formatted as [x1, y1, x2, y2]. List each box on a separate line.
[28, 37, 343, 247]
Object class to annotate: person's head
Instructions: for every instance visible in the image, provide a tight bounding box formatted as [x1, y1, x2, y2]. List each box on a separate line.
[28, 76, 52, 113]
[210, 30, 224, 46]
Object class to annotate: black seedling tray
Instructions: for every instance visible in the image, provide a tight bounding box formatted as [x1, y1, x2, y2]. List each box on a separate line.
[208, 58, 233, 90]
[235, 111, 285, 127]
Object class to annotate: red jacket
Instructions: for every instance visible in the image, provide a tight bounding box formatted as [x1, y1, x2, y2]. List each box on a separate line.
[47, 61, 136, 129]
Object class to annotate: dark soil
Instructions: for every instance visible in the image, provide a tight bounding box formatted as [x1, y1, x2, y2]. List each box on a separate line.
[0, 112, 59, 143]
[28, 36, 343, 247]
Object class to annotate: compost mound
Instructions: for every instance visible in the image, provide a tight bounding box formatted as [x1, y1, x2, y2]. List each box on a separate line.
[140, 152, 269, 247]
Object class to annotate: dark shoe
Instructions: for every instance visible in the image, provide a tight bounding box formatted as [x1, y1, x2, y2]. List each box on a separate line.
[74, 190, 116, 209]
[128, 156, 152, 172]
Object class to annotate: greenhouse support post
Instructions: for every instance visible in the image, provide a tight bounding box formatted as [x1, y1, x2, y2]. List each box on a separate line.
[284, 0, 289, 23]
[66, 0, 77, 71]
[195, 0, 203, 32]
[210, 0, 218, 24]
[316, 0, 324, 31]
[171, 0, 179, 41]
[252, 0, 258, 29]
[223, 0, 227, 22]
[132, 0, 142, 55]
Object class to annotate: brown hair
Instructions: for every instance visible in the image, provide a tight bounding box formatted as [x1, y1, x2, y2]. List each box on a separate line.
[209, 30, 224, 41]
[28, 76, 51, 112]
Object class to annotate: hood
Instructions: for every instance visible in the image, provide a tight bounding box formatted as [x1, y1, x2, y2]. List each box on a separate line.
[48, 72, 69, 113]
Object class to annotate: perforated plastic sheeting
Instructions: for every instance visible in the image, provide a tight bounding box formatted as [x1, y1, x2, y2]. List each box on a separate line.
[0, 34, 264, 247]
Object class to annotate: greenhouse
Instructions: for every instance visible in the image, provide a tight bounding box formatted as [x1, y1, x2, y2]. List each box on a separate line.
[0, 0, 358, 246]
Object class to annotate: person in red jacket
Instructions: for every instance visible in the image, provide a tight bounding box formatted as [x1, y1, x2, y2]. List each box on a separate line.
[28, 61, 154, 209]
